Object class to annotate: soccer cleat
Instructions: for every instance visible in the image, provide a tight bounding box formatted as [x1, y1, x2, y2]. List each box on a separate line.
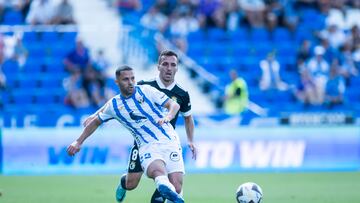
[115, 182, 126, 202]
[158, 185, 184, 203]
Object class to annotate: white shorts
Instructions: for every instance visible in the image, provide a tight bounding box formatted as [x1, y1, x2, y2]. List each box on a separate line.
[139, 141, 185, 177]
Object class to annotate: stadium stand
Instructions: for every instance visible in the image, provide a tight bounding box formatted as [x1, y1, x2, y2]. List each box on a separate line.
[1, 0, 359, 127]
[118, 0, 360, 120]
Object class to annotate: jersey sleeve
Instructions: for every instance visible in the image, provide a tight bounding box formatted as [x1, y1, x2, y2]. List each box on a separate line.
[98, 100, 115, 123]
[137, 80, 145, 85]
[180, 91, 192, 117]
[144, 85, 169, 107]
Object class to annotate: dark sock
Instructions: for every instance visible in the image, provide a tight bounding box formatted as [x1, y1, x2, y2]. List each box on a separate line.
[150, 189, 165, 203]
[120, 175, 127, 190]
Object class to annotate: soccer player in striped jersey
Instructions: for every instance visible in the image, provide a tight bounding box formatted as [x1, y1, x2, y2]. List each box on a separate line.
[127, 50, 196, 203]
[84, 50, 196, 203]
[67, 66, 185, 203]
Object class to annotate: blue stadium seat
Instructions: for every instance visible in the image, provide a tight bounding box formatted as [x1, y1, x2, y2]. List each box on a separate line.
[39, 76, 63, 88]
[17, 77, 38, 89]
[59, 32, 77, 42]
[272, 28, 292, 42]
[1, 59, 19, 76]
[44, 59, 65, 73]
[208, 42, 230, 57]
[5, 75, 19, 89]
[26, 43, 47, 58]
[41, 32, 59, 42]
[228, 28, 249, 41]
[240, 56, 260, 70]
[22, 32, 40, 43]
[2, 10, 23, 25]
[231, 43, 251, 56]
[52, 41, 74, 55]
[187, 30, 206, 41]
[1, 91, 11, 105]
[249, 28, 269, 41]
[34, 90, 56, 104]
[187, 43, 206, 57]
[208, 28, 227, 40]
[11, 90, 34, 104]
[23, 59, 44, 73]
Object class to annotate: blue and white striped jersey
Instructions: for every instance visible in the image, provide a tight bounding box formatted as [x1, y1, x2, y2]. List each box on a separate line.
[98, 85, 179, 148]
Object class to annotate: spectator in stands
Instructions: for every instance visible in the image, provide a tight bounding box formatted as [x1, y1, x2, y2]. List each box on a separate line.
[325, 1, 360, 30]
[297, 39, 312, 63]
[140, 6, 168, 33]
[293, 0, 317, 10]
[294, 63, 319, 106]
[306, 46, 330, 105]
[281, 0, 299, 32]
[52, 0, 76, 25]
[223, 69, 248, 115]
[222, 0, 241, 31]
[197, 0, 224, 28]
[0, 1, 4, 23]
[92, 49, 109, 75]
[0, 68, 5, 90]
[154, 0, 174, 16]
[19, 0, 32, 22]
[259, 51, 288, 91]
[0, 34, 5, 89]
[91, 49, 109, 105]
[64, 38, 90, 74]
[64, 39, 102, 106]
[338, 41, 358, 86]
[264, 0, 284, 31]
[168, 3, 200, 52]
[324, 61, 345, 108]
[63, 71, 90, 108]
[319, 38, 339, 64]
[347, 25, 360, 51]
[26, 0, 55, 25]
[239, 0, 266, 28]
[318, 24, 346, 49]
[0, 33, 4, 62]
[353, 44, 360, 70]
[175, 0, 198, 16]
[12, 35, 28, 68]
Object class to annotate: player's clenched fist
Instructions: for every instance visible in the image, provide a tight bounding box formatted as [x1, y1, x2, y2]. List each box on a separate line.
[67, 141, 81, 156]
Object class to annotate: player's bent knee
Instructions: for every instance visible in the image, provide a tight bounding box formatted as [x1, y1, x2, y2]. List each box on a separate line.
[147, 160, 167, 178]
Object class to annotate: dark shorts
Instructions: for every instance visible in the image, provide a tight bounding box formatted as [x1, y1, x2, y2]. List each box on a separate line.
[127, 143, 143, 173]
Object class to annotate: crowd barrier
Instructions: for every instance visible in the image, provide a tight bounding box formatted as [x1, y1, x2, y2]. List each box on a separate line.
[1, 126, 359, 175]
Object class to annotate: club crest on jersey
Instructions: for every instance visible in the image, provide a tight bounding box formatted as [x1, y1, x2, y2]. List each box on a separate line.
[171, 96, 178, 103]
[170, 152, 180, 161]
[136, 95, 144, 104]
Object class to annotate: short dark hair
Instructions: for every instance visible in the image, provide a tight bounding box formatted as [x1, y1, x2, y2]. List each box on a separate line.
[115, 65, 133, 77]
[158, 50, 178, 64]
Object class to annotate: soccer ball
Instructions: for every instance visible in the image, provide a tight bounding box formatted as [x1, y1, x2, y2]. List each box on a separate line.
[236, 182, 263, 203]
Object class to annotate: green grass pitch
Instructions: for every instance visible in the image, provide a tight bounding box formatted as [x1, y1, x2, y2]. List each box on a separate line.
[1, 172, 359, 203]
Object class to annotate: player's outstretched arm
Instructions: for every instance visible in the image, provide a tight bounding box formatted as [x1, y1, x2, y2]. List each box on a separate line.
[83, 105, 107, 127]
[158, 99, 180, 125]
[67, 117, 102, 156]
[184, 115, 197, 160]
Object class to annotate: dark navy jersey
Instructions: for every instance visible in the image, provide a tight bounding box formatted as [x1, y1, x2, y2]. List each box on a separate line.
[138, 79, 191, 129]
